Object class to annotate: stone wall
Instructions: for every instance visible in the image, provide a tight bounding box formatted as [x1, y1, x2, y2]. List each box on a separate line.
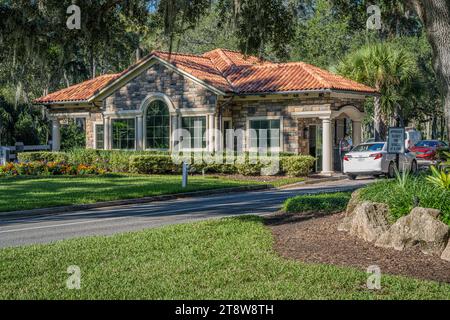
[105, 62, 218, 112]
[85, 112, 103, 149]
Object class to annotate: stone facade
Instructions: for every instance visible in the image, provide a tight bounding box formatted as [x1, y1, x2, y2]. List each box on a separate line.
[105, 63, 217, 112]
[55, 60, 367, 174]
[85, 112, 103, 149]
[223, 96, 364, 153]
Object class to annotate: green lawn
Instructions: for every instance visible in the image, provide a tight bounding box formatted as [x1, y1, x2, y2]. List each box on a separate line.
[0, 216, 449, 299]
[0, 174, 262, 212]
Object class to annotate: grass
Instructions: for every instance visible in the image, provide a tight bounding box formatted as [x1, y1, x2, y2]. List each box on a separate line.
[0, 216, 449, 299]
[0, 174, 262, 212]
[283, 192, 352, 213]
[359, 174, 450, 225]
[0, 174, 305, 213]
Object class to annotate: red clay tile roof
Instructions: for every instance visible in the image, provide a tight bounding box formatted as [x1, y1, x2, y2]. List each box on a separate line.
[34, 48, 377, 104]
[34, 74, 121, 104]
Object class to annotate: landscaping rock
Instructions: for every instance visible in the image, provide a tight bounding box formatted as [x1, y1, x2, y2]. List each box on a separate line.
[345, 189, 361, 216]
[440, 241, 450, 262]
[338, 201, 390, 243]
[375, 207, 450, 256]
[337, 190, 362, 232]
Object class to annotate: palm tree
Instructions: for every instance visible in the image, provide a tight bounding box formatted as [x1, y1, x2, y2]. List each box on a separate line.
[338, 42, 417, 140]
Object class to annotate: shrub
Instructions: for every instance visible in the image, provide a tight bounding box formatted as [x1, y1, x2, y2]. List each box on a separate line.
[359, 174, 450, 226]
[426, 166, 450, 190]
[283, 192, 352, 213]
[16, 150, 316, 177]
[129, 155, 177, 174]
[18, 151, 68, 163]
[280, 155, 315, 177]
[0, 161, 105, 176]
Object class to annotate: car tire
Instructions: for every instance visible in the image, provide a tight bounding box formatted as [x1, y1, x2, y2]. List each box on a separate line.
[387, 162, 396, 179]
[373, 174, 381, 179]
[410, 160, 418, 174]
[347, 174, 357, 180]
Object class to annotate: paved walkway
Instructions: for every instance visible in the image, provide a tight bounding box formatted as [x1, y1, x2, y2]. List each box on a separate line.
[0, 178, 373, 248]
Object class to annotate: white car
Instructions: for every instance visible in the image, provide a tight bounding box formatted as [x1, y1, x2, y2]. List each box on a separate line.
[343, 142, 418, 179]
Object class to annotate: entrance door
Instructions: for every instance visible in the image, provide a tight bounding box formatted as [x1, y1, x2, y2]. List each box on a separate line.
[309, 125, 322, 172]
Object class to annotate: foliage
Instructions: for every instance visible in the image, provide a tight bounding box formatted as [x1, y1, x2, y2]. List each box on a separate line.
[60, 120, 86, 151]
[359, 175, 450, 225]
[394, 167, 410, 190]
[338, 42, 418, 136]
[426, 166, 450, 191]
[280, 155, 315, 177]
[0, 96, 49, 146]
[0, 162, 105, 177]
[129, 155, 177, 174]
[283, 192, 352, 213]
[19, 151, 315, 177]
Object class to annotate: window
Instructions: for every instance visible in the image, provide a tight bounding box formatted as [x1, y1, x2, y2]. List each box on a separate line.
[352, 143, 385, 152]
[249, 119, 281, 150]
[95, 124, 104, 150]
[181, 116, 206, 149]
[112, 119, 135, 150]
[145, 100, 170, 149]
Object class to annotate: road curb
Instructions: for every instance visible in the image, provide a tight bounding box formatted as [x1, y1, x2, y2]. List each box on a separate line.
[0, 175, 348, 220]
[0, 184, 270, 220]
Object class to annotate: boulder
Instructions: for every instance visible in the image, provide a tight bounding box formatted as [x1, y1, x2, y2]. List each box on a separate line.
[440, 241, 450, 262]
[375, 207, 450, 256]
[337, 190, 362, 232]
[338, 201, 390, 242]
[345, 189, 361, 216]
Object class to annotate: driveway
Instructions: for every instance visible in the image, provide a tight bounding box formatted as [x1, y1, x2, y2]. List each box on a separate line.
[0, 178, 374, 248]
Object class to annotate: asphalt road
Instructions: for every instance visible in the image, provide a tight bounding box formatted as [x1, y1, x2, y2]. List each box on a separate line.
[0, 178, 373, 248]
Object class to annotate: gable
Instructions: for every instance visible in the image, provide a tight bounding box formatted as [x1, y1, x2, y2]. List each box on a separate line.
[105, 61, 217, 112]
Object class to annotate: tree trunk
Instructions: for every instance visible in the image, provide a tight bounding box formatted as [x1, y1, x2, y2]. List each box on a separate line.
[412, 0, 450, 143]
[373, 95, 385, 141]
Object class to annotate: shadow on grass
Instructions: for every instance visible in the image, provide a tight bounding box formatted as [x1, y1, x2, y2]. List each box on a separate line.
[264, 210, 341, 227]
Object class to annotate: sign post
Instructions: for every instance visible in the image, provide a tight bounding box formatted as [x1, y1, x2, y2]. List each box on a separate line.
[387, 127, 405, 170]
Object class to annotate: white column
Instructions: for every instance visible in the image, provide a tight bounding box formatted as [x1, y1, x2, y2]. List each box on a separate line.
[352, 120, 362, 147]
[171, 114, 179, 151]
[321, 117, 333, 176]
[208, 114, 215, 152]
[104, 116, 111, 150]
[136, 116, 143, 150]
[214, 115, 221, 152]
[51, 119, 61, 151]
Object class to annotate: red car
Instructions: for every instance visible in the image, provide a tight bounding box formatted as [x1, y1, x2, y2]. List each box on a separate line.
[410, 140, 449, 164]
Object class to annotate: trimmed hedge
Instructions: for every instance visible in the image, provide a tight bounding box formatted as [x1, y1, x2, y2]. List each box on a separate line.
[283, 192, 352, 213]
[18, 150, 316, 177]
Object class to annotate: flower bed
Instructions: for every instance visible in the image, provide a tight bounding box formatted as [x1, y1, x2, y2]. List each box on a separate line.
[0, 161, 106, 177]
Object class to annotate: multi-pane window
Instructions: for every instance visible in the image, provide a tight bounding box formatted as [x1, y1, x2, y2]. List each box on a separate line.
[95, 124, 104, 150]
[112, 119, 135, 150]
[181, 116, 206, 149]
[145, 100, 170, 149]
[249, 119, 281, 150]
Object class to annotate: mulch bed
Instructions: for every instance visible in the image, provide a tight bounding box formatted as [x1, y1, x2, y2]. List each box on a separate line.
[265, 211, 450, 284]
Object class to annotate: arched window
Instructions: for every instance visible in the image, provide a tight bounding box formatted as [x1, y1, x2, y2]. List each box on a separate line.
[145, 100, 170, 149]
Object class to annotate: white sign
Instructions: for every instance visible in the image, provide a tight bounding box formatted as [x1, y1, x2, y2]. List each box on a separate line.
[387, 127, 405, 154]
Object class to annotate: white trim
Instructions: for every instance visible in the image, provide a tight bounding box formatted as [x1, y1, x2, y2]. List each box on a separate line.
[110, 117, 137, 151]
[292, 110, 332, 118]
[331, 105, 365, 122]
[246, 116, 284, 152]
[141, 95, 172, 151]
[179, 114, 209, 152]
[48, 112, 90, 119]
